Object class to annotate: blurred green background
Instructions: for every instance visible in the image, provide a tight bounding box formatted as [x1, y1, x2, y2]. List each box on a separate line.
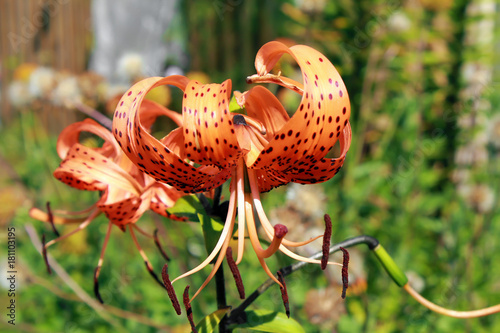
[1, 0, 499, 332]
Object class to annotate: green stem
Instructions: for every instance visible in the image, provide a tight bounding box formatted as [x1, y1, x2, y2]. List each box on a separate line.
[214, 263, 228, 333]
[372, 244, 408, 287]
[227, 235, 409, 325]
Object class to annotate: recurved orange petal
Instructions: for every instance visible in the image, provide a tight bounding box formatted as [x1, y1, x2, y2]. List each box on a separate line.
[54, 143, 142, 194]
[182, 80, 242, 168]
[56, 119, 120, 160]
[113, 76, 231, 193]
[236, 86, 289, 139]
[97, 191, 144, 228]
[248, 41, 351, 185]
[287, 122, 351, 184]
[139, 99, 183, 129]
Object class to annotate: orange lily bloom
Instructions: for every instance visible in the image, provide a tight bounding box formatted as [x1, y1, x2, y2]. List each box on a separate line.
[30, 103, 187, 302]
[113, 41, 351, 300]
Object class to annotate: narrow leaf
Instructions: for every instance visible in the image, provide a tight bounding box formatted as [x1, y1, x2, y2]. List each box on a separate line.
[230, 309, 305, 333]
[195, 308, 230, 333]
[198, 213, 225, 256]
[166, 195, 205, 222]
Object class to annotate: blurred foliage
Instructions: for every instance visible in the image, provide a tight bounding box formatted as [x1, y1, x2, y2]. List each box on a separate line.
[2, 0, 500, 332]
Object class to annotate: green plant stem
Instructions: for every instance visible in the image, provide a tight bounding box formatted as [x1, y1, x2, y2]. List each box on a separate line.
[227, 234, 500, 325]
[227, 236, 380, 325]
[214, 263, 228, 333]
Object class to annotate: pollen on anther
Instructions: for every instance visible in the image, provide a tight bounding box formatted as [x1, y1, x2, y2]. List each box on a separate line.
[339, 247, 350, 299]
[161, 264, 181, 315]
[277, 271, 290, 318]
[321, 214, 332, 270]
[226, 247, 245, 299]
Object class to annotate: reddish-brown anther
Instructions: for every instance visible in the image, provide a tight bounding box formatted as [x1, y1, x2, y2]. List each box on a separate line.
[226, 247, 245, 299]
[94, 267, 104, 304]
[162, 264, 181, 315]
[274, 224, 288, 239]
[339, 246, 349, 299]
[45, 202, 60, 237]
[277, 271, 290, 318]
[183, 286, 198, 333]
[321, 214, 332, 270]
[154, 229, 170, 261]
[42, 234, 51, 275]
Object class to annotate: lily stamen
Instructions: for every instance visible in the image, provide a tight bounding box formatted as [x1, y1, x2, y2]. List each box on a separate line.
[45, 202, 60, 236]
[30, 207, 92, 225]
[245, 191, 288, 259]
[171, 172, 238, 284]
[234, 114, 267, 135]
[339, 246, 349, 299]
[93, 221, 113, 304]
[247, 168, 341, 267]
[153, 229, 170, 262]
[245, 192, 283, 287]
[246, 73, 304, 95]
[235, 159, 246, 265]
[226, 247, 245, 299]
[126, 224, 171, 261]
[129, 224, 164, 288]
[93, 267, 104, 304]
[41, 209, 101, 273]
[161, 264, 182, 315]
[321, 214, 333, 270]
[183, 286, 198, 333]
[277, 271, 290, 318]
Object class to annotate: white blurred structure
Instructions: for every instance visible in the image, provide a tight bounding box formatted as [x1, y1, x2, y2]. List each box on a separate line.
[89, 0, 186, 83]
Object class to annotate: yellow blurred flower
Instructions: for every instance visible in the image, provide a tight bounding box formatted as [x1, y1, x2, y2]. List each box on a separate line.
[186, 71, 211, 84]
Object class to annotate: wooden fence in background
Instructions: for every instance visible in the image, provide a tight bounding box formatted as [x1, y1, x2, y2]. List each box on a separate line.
[1, 0, 91, 133]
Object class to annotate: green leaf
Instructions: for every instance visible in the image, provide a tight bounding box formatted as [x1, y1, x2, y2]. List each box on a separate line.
[195, 307, 230, 333]
[198, 212, 225, 256]
[165, 195, 205, 222]
[229, 310, 305, 333]
[229, 95, 245, 113]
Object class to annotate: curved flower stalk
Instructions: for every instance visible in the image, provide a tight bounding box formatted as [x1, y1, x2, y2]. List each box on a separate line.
[30, 104, 187, 303]
[113, 42, 351, 300]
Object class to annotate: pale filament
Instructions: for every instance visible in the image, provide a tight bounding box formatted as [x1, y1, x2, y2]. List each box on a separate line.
[190, 216, 234, 302]
[244, 193, 287, 259]
[189, 163, 250, 300]
[246, 73, 304, 95]
[247, 168, 341, 267]
[245, 192, 282, 288]
[236, 160, 246, 265]
[240, 115, 267, 135]
[131, 224, 155, 239]
[129, 224, 155, 271]
[277, 243, 341, 267]
[95, 221, 114, 278]
[247, 169, 322, 247]
[44, 209, 101, 248]
[52, 204, 96, 217]
[247, 128, 268, 151]
[29, 207, 89, 224]
[172, 169, 238, 284]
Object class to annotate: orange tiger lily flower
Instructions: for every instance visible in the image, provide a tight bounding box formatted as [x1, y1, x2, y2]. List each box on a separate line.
[113, 41, 351, 300]
[30, 103, 187, 302]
